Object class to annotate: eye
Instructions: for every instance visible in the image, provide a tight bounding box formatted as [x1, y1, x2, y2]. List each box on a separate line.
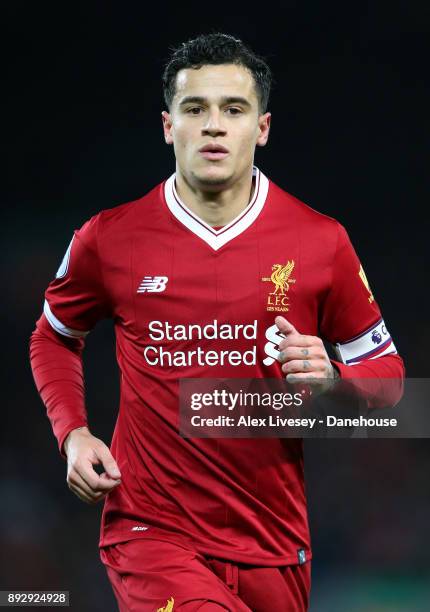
[226, 107, 243, 115]
[187, 107, 203, 115]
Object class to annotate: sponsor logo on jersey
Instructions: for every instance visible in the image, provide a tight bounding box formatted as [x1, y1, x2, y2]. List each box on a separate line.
[157, 597, 174, 612]
[261, 261, 296, 312]
[263, 323, 285, 366]
[137, 276, 168, 293]
[358, 264, 374, 303]
[143, 320, 258, 367]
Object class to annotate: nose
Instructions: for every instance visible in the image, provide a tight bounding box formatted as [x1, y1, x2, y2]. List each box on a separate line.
[202, 108, 227, 137]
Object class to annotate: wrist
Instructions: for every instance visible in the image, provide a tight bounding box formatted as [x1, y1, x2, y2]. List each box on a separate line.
[332, 365, 340, 380]
[63, 426, 90, 456]
[329, 360, 342, 380]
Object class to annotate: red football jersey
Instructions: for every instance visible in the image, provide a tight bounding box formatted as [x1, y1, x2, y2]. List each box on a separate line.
[40, 167, 401, 565]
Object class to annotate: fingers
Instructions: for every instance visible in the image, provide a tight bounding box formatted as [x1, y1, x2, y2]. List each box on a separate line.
[67, 470, 107, 505]
[282, 359, 329, 376]
[282, 358, 335, 382]
[274, 318, 318, 352]
[275, 316, 298, 336]
[78, 459, 121, 493]
[274, 320, 333, 380]
[278, 335, 315, 351]
[286, 372, 319, 382]
[66, 442, 122, 506]
[94, 445, 122, 480]
[68, 457, 121, 501]
[282, 359, 315, 374]
[278, 345, 326, 363]
[65, 430, 122, 504]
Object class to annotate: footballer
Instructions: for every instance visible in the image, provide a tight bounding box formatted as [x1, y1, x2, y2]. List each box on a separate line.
[30, 33, 404, 611]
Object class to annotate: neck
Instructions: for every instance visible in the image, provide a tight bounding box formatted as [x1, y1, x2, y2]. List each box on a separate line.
[174, 167, 255, 227]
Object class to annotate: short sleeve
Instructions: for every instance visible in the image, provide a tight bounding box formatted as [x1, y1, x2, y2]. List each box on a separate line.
[320, 223, 397, 364]
[44, 215, 111, 338]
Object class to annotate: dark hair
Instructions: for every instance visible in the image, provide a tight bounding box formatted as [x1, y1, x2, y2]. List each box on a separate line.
[162, 33, 272, 113]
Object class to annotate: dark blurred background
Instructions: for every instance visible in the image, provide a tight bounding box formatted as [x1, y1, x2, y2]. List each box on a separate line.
[3, 1, 429, 610]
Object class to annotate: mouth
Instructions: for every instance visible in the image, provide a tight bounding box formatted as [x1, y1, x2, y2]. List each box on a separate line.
[199, 144, 229, 161]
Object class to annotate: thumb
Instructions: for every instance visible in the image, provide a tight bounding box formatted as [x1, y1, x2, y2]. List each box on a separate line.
[275, 316, 298, 336]
[94, 445, 121, 480]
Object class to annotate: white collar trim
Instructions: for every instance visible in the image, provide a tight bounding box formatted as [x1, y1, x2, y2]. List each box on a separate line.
[164, 166, 269, 250]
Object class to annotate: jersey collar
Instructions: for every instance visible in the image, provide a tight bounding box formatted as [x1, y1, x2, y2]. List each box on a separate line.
[164, 166, 269, 251]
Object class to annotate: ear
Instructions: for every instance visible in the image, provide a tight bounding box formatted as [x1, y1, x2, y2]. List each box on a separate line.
[161, 111, 174, 145]
[256, 112, 271, 147]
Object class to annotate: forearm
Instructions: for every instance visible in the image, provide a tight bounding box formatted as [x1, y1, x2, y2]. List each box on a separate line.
[331, 353, 405, 409]
[30, 314, 88, 456]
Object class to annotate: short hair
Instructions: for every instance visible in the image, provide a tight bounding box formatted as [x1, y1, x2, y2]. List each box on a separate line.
[162, 33, 272, 113]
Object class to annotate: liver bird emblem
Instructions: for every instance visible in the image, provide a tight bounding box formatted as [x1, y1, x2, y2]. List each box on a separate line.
[157, 597, 174, 612]
[262, 261, 296, 295]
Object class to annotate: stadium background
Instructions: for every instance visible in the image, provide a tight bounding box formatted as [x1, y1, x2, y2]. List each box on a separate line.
[3, 1, 429, 610]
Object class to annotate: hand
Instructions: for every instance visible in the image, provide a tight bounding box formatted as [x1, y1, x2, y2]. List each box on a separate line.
[64, 426, 122, 505]
[275, 316, 338, 386]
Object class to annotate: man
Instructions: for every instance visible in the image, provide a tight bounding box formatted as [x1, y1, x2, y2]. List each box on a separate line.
[30, 33, 404, 611]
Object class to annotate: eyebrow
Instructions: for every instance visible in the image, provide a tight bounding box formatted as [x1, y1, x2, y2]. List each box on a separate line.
[178, 96, 252, 108]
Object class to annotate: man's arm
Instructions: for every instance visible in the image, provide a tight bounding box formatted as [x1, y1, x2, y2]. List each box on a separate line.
[30, 214, 121, 504]
[30, 313, 121, 504]
[275, 315, 404, 408]
[30, 313, 87, 455]
[275, 220, 405, 408]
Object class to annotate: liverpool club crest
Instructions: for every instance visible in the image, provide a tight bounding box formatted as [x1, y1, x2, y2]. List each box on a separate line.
[261, 261, 296, 312]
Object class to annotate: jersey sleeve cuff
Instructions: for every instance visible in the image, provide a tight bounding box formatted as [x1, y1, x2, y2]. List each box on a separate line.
[58, 421, 89, 459]
[330, 359, 356, 379]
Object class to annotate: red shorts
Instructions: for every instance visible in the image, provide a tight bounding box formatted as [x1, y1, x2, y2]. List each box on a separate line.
[100, 537, 311, 611]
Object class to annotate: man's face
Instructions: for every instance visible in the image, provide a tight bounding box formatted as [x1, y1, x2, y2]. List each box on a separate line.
[162, 64, 271, 190]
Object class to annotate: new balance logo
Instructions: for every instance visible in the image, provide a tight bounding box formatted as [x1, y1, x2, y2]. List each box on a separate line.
[137, 276, 168, 293]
